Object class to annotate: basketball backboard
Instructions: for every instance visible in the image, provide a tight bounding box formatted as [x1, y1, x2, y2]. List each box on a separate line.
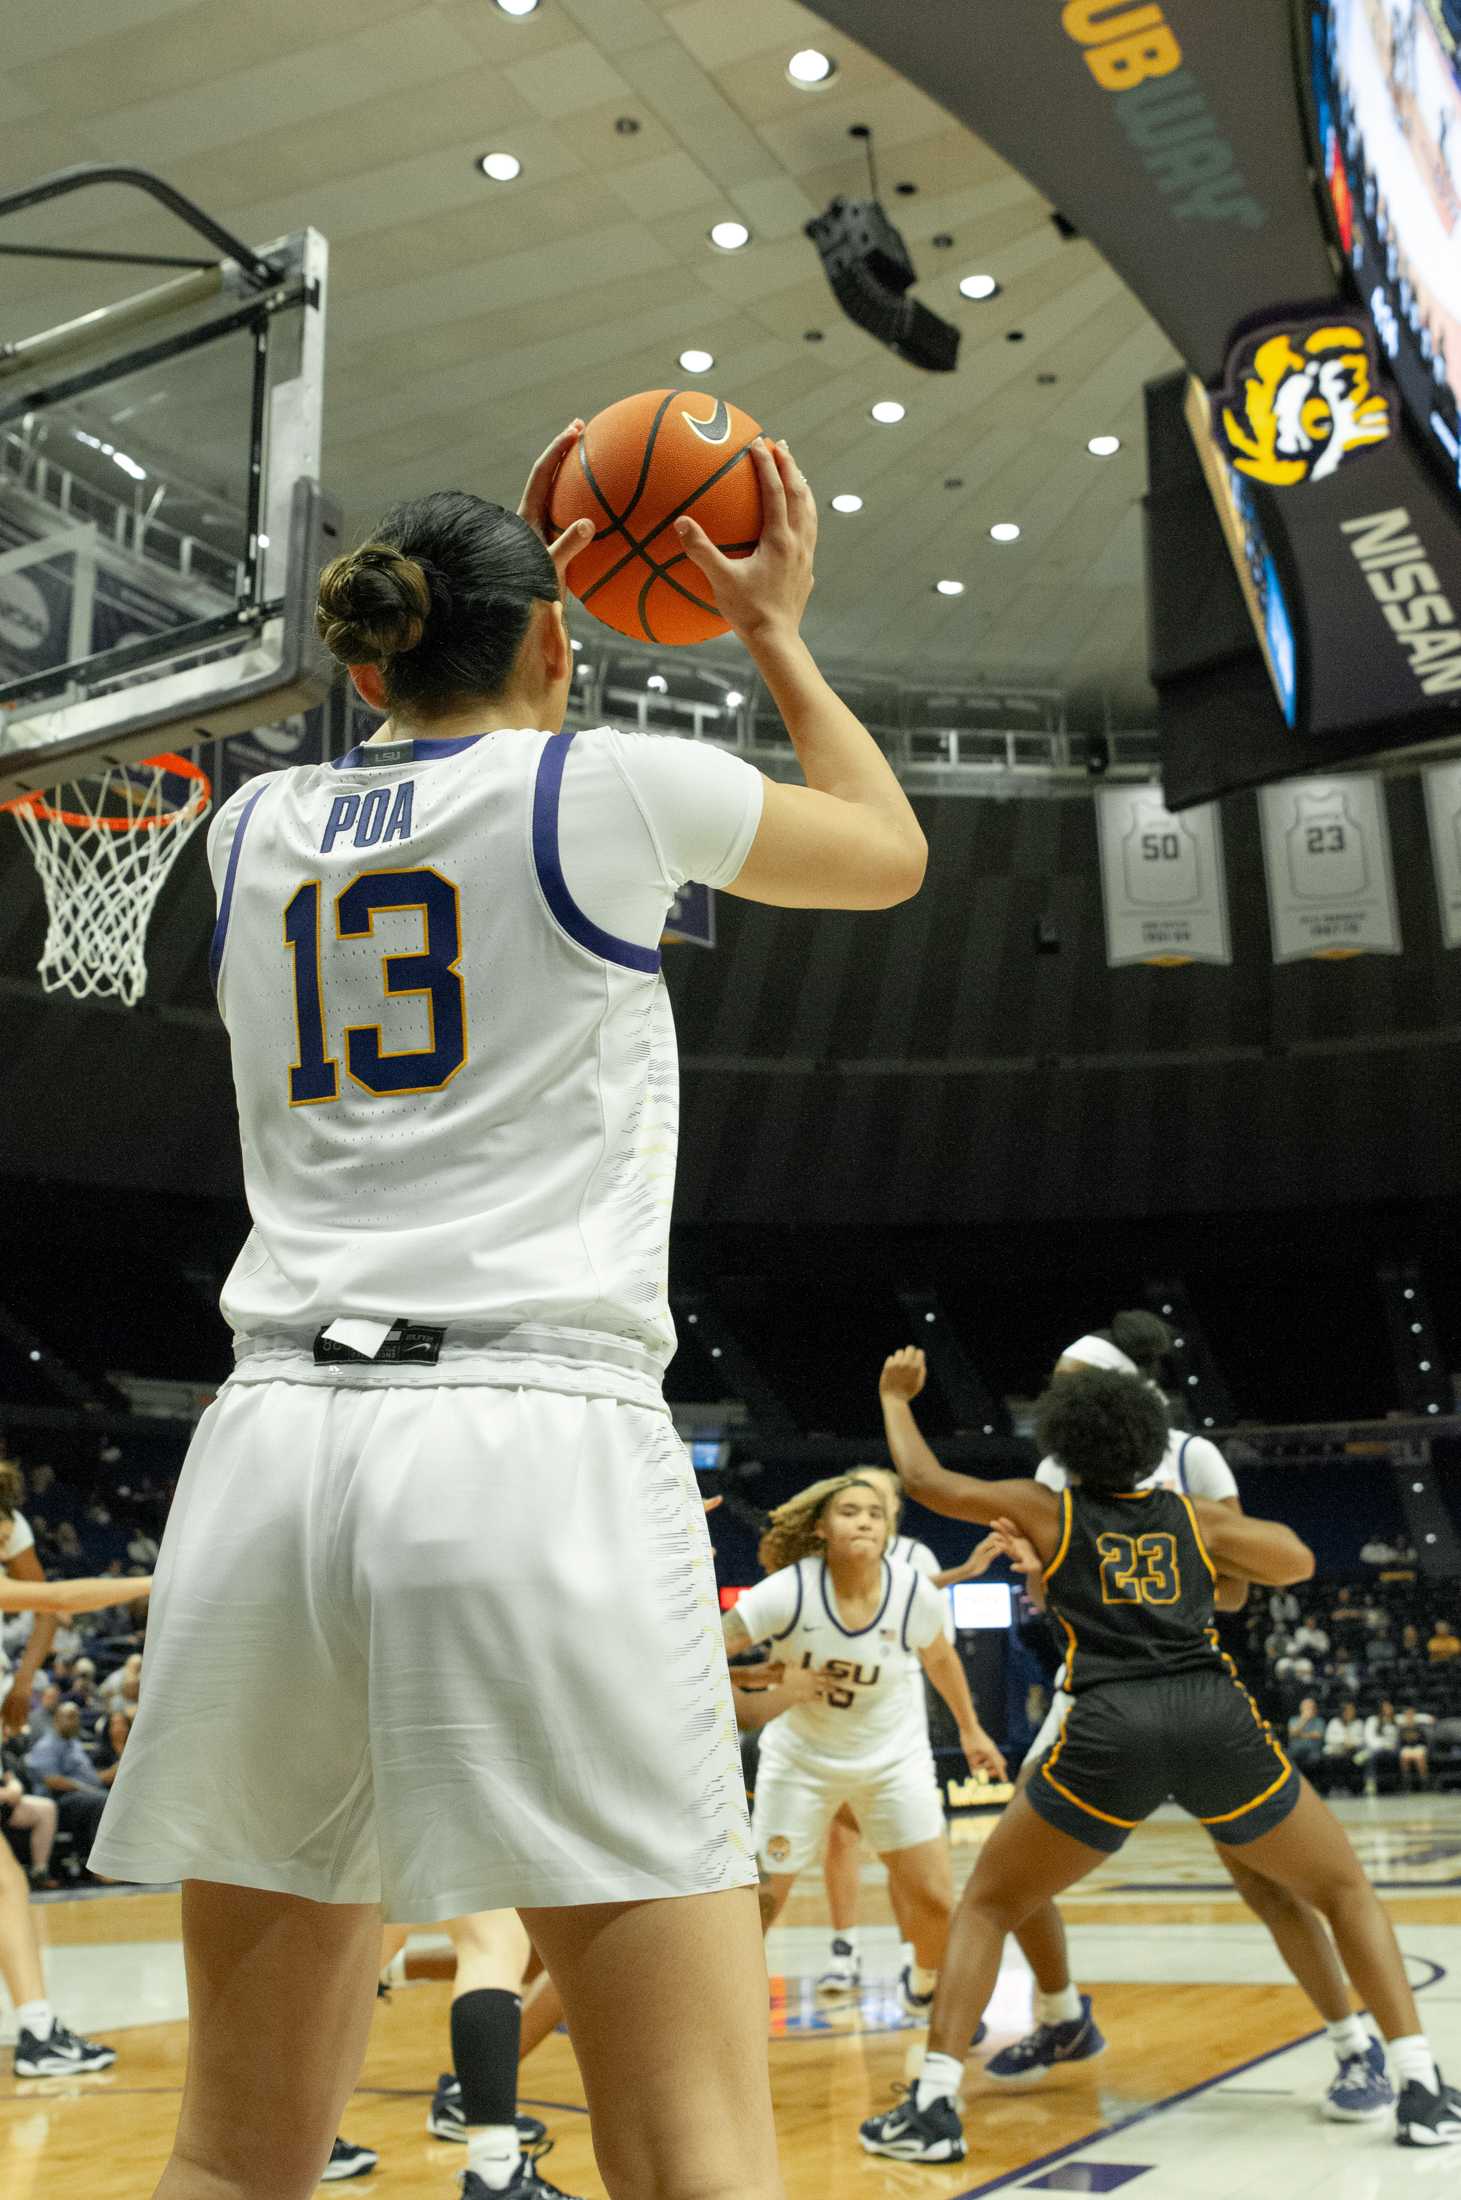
[0, 166, 337, 804]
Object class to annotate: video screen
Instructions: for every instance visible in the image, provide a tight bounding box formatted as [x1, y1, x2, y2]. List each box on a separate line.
[948, 1582, 1013, 1632]
[1313, 0, 1461, 484]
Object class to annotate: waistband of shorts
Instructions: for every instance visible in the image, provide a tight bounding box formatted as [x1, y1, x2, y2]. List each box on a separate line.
[228, 1321, 669, 1413]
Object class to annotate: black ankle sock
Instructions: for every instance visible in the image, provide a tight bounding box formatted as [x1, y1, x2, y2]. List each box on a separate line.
[451, 1987, 523, 2130]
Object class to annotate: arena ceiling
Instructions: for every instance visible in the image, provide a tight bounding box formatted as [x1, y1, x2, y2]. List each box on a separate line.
[4, 0, 1179, 715]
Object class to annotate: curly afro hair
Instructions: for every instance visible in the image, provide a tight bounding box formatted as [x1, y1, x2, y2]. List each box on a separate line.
[1033, 1367, 1169, 1492]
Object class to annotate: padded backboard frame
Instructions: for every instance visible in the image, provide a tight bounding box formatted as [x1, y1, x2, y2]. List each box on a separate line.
[0, 176, 334, 803]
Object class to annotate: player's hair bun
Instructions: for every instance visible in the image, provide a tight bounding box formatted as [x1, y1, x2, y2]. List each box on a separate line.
[316, 543, 432, 665]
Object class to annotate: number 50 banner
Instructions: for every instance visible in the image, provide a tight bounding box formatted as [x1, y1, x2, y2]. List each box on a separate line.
[1258, 774, 1400, 962]
[1095, 787, 1230, 968]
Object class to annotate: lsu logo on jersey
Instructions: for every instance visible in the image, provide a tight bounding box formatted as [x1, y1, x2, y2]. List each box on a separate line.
[1213, 319, 1391, 488]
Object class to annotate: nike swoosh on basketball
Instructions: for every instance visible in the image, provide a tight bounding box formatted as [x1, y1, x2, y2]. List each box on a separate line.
[682, 397, 731, 446]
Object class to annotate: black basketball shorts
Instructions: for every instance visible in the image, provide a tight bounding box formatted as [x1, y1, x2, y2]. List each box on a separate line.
[1025, 1667, 1300, 1855]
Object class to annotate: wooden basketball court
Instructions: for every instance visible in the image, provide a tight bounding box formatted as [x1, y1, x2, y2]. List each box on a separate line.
[4, 1799, 1459, 2199]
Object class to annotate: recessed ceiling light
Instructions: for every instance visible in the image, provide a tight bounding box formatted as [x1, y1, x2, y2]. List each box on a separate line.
[709, 220, 750, 251]
[647, 674, 668, 692]
[989, 522, 1021, 542]
[787, 48, 836, 86]
[495, 0, 540, 14]
[724, 689, 745, 709]
[678, 348, 715, 374]
[958, 273, 999, 300]
[1088, 434, 1121, 457]
[478, 152, 522, 182]
[935, 579, 965, 596]
[830, 493, 863, 513]
[870, 400, 905, 423]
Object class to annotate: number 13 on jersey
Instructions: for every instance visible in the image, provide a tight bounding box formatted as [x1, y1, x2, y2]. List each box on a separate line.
[284, 868, 467, 1103]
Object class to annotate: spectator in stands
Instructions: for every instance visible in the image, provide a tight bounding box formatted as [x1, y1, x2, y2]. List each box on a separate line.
[1330, 1587, 1367, 1631]
[1268, 1587, 1300, 1628]
[1286, 1697, 1326, 1777]
[1398, 1706, 1433, 1791]
[53, 1523, 81, 1564]
[1322, 1700, 1370, 1795]
[1401, 1623, 1425, 1666]
[1327, 1648, 1363, 1700]
[98, 1653, 142, 1716]
[26, 1683, 62, 1742]
[26, 1465, 54, 1500]
[92, 1708, 134, 1787]
[125, 1527, 160, 1567]
[0, 1752, 59, 1891]
[1364, 1700, 1400, 1797]
[1293, 1613, 1330, 1658]
[1427, 1619, 1461, 1663]
[1365, 1620, 1398, 1674]
[1273, 1645, 1315, 1687]
[25, 1702, 107, 1868]
[63, 1658, 101, 1719]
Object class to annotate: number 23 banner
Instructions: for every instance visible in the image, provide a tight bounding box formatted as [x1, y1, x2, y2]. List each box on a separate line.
[1258, 773, 1400, 962]
[1095, 786, 1230, 968]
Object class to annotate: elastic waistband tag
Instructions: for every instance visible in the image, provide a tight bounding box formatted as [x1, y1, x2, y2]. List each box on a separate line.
[313, 1320, 445, 1367]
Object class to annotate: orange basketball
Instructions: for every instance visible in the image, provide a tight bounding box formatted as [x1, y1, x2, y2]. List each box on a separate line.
[548, 389, 764, 646]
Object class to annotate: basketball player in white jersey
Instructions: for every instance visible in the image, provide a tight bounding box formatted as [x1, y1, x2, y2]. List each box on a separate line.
[726, 1474, 1005, 2020]
[886, 1323, 1394, 2123]
[798, 1467, 990, 1998]
[88, 423, 926, 2200]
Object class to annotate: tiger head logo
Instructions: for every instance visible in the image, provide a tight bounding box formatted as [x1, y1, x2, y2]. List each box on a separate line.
[1214, 320, 1391, 487]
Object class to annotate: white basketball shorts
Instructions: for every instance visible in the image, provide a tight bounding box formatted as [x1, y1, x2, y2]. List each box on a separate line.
[750, 1733, 945, 1875]
[1024, 1688, 1074, 1777]
[91, 1378, 755, 1921]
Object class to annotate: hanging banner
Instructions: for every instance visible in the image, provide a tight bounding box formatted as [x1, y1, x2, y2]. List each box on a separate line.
[1259, 773, 1400, 960]
[1095, 785, 1230, 966]
[663, 879, 716, 950]
[1423, 760, 1461, 950]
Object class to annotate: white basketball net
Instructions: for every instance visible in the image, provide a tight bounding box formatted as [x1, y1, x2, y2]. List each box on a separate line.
[7, 756, 212, 1007]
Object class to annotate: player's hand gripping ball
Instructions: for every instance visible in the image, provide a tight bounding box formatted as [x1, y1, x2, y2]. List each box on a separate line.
[548, 389, 764, 646]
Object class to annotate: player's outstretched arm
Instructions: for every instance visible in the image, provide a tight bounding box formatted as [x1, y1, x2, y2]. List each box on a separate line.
[1193, 1502, 1313, 1587]
[878, 1348, 1062, 1559]
[679, 438, 927, 913]
[0, 1574, 153, 1614]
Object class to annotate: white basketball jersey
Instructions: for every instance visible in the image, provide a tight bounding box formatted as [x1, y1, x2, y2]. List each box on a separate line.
[1035, 1428, 1238, 1502]
[207, 725, 760, 1402]
[735, 1556, 945, 1763]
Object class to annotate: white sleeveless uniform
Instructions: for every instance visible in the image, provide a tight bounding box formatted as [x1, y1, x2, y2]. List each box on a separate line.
[736, 1555, 948, 1872]
[1025, 1431, 1239, 1765]
[93, 724, 765, 1920]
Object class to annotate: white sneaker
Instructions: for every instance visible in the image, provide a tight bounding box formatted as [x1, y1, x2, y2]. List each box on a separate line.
[815, 1937, 862, 1997]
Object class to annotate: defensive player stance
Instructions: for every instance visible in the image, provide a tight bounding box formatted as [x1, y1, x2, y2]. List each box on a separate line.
[0, 1574, 151, 2080]
[859, 1356, 1461, 2161]
[724, 1473, 1005, 2020]
[968, 1320, 1394, 2121]
[812, 1467, 991, 1999]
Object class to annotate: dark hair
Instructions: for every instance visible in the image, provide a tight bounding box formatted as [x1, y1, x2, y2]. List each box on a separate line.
[1107, 1309, 1174, 1379]
[315, 491, 559, 717]
[1033, 1367, 1169, 1493]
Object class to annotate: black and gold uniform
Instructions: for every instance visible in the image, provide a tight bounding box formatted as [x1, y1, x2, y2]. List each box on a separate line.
[1025, 1483, 1299, 1855]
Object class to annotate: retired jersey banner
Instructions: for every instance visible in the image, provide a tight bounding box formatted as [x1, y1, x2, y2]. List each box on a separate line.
[1423, 761, 1461, 950]
[663, 879, 715, 950]
[1259, 773, 1400, 961]
[1095, 785, 1230, 966]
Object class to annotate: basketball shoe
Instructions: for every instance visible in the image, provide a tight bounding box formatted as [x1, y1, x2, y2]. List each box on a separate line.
[427, 2073, 546, 2146]
[461, 2140, 586, 2195]
[814, 1937, 861, 1996]
[14, 2018, 116, 2076]
[1323, 2036, 1394, 2122]
[1396, 2070, 1461, 2146]
[984, 1994, 1106, 2079]
[859, 2087, 966, 2162]
[320, 2135, 378, 2180]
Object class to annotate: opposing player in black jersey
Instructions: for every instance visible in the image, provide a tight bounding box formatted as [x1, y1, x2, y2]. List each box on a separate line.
[860, 1353, 1461, 2162]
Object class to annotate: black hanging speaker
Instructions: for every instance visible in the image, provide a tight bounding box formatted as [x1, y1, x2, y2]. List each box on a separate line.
[804, 196, 961, 373]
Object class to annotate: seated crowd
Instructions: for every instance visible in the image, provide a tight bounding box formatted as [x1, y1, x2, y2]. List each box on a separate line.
[0, 1442, 155, 1890]
[1252, 1578, 1461, 1796]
